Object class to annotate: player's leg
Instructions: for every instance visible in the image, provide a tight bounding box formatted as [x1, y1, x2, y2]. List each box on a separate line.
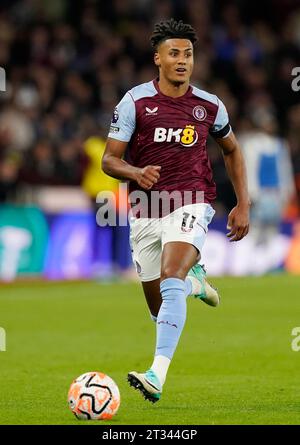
[150, 241, 198, 386]
[130, 216, 201, 323]
[182, 204, 219, 306]
[142, 279, 161, 322]
[160, 241, 198, 280]
[128, 241, 197, 402]
[140, 259, 216, 322]
[129, 217, 163, 321]
[128, 203, 218, 401]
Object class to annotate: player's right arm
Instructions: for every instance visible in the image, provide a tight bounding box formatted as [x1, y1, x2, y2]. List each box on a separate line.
[101, 91, 161, 190]
[102, 138, 161, 190]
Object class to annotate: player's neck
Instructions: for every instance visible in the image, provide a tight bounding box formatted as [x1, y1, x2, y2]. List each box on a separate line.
[158, 77, 189, 98]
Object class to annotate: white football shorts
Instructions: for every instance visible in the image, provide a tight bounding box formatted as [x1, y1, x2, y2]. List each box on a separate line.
[129, 203, 215, 282]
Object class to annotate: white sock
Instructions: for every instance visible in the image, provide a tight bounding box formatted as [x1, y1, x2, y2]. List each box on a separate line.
[186, 276, 202, 296]
[150, 355, 171, 386]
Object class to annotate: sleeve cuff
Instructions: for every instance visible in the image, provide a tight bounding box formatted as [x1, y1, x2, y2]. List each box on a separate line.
[209, 123, 231, 139]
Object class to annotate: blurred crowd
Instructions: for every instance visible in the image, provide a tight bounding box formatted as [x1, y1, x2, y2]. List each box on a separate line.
[0, 0, 300, 216]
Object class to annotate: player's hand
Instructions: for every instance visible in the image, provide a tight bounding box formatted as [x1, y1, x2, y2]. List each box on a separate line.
[135, 165, 161, 190]
[226, 204, 250, 242]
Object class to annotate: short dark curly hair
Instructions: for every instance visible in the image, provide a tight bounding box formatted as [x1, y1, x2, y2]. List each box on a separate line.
[150, 18, 198, 50]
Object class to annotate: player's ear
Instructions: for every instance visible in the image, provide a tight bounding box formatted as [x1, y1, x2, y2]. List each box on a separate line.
[154, 52, 161, 67]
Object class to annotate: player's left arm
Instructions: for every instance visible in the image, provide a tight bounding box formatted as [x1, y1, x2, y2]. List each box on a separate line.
[215, 130, 251, 242]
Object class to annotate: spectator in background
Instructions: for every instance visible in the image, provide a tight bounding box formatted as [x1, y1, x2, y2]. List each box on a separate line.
[55, 137, 86, 185]
[0, 102, 35, 153]
[239, 112, 295, 245]
[82, 133, 133, 279]
[0, 156, 19, 202]
[287, 103, 300, 209]
[20, 140, 56, 185]
[0, 0, 299, 216]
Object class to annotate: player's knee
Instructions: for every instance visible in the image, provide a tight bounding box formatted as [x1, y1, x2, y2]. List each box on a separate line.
[160, 266, 186, 282]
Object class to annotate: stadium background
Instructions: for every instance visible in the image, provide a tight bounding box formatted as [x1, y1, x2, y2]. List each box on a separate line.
[0, 0, 300, 280]
[1, 0, 300, 427]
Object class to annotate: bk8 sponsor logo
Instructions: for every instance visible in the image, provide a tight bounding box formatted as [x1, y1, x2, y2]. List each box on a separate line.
[154, 124, 198, 147]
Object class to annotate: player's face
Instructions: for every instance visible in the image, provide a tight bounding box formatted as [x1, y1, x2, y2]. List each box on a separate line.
[155, 39, 194, 85]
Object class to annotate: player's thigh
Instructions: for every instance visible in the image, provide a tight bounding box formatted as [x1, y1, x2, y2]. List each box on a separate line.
[161, 203, 215, 279]
[142, 279, 161, 317]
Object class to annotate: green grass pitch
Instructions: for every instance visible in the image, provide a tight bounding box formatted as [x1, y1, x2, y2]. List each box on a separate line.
[0, 275, 300, 425]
